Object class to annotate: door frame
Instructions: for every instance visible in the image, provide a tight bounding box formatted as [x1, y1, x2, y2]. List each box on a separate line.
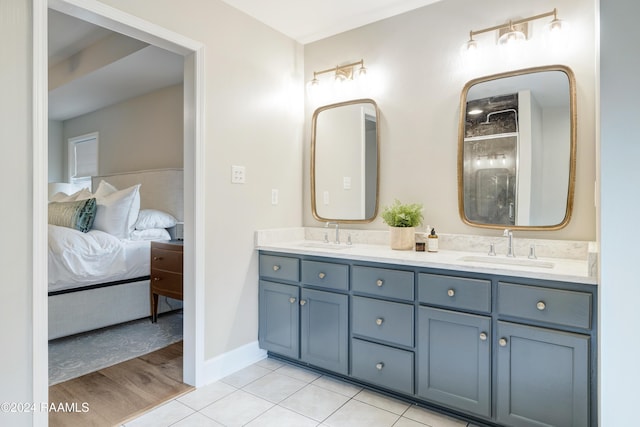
[33, 1, 206, 424]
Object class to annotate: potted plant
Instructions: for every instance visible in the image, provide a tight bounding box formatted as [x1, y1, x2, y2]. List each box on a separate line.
[381, 200, 424, 250]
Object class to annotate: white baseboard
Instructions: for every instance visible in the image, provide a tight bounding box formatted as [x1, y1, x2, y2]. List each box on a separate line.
[201, 341, 267, 386]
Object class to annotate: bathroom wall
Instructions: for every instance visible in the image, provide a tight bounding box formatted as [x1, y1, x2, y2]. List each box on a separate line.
[303, 0, 597, 241]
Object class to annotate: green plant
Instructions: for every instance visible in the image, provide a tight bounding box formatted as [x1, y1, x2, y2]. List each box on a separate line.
[381, 200, 424, 227]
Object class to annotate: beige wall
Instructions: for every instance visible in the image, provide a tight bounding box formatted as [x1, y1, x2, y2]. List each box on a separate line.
[303, 0, 597, 241]
[97, 0, 305, 359]
[62, 84, 184, 177]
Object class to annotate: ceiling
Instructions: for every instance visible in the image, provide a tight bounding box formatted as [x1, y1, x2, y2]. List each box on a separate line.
[48, 1, 440, 120]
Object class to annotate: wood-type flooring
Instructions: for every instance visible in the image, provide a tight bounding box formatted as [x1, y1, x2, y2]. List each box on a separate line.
[49, 341, 192, 427]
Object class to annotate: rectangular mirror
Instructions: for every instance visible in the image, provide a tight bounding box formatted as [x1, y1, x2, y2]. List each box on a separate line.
[457, 65, 576, 230]
[311, 99, 379, 223]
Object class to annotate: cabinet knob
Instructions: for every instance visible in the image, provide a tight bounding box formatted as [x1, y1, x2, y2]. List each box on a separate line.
[479, 332, 488, 341]
[289, 297, 296, 304]
[375, 362, 384, 371]
[536, 301, 546, 311]
[499, 338, 508, 347]
[447, 289, 455, 297]
[376, 279, 384, 287]
[154, 277, 161, 281]
[375, 318, 384, 326]
[300, 299, 307, 306]
[272, 265, 280, 271]
[153, 256, 162, 261]
[318, 272, 326, 279]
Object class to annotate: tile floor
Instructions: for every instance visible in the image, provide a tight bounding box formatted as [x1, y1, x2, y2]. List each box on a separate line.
[123, 357, 472, 427]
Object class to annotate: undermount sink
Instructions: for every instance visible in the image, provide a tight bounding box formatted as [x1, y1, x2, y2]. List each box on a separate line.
[299, 241, 353, 250]
[458, 255, 554, 269]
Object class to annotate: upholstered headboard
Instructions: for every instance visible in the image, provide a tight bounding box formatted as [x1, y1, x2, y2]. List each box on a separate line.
[91, 168, 184, 221]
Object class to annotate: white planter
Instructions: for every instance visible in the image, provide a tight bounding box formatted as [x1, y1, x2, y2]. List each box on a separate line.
[389, 226, 415, 250]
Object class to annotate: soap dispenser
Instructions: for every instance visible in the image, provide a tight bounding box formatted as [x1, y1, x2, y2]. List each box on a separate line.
[427, 228, 439, 252]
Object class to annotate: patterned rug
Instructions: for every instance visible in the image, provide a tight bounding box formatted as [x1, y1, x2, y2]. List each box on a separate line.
[48, 310, 183, 385]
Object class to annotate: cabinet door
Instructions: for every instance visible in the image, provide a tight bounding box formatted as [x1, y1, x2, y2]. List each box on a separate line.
[496, 321, 590, 427]
[300, 288, 348, 375]
[417, 307, 491, 418]
[259, 281, 299, 359]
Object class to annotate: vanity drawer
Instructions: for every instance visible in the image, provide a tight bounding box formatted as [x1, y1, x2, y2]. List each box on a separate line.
[418, 273, 491, 313]
[352, 296, 414, 347]
[498, 282, 592, 329]
[259, 254, 300, 282]
[352, 266, 414, 301]
[351, 338, 414, 395]
[302, 260, 349, 291]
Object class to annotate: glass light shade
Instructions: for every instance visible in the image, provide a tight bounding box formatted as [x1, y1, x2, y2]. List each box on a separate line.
[545, 18, 570, 47]
[498, 29, 526, 46]
[465, 38, 478, 51]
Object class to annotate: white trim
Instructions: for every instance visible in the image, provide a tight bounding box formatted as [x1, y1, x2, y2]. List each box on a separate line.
[202, 341, 268, 385]
[33, 0, 49, 425]
[34, 1, 206, 421]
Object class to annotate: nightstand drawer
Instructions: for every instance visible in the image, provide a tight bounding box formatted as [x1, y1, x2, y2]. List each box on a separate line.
[151, 248, 183, 273]
[352, 266, 414, 301]
[151, 269, 183, 298]
[352, 296, 414, 347]
[498, 282, 592, 329]
[259, 255, 300, 282]
[418, 273, 491, 313]
[302, 260, 349, 291]
[351, 338, 414, 395]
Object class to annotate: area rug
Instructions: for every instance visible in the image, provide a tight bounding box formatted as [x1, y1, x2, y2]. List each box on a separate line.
[49, 310, 183, 385]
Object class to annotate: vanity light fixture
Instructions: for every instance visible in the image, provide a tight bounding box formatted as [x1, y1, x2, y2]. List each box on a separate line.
[464, 8, 568, 51]
[308, 59, 367, 88]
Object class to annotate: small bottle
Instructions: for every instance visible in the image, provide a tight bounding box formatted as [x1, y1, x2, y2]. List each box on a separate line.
[428, 228, 439, 252]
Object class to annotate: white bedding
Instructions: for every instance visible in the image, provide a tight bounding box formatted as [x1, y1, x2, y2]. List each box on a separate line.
[48, 224, 152, 293]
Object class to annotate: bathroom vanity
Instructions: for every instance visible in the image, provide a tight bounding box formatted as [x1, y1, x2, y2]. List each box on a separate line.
[257, 234, 597, 427]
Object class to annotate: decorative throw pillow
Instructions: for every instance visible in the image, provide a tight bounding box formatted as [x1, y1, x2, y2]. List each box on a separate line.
[92, 184, 141, 239]
[134, 209, 178, 230]
[48, 198, 97, 233]
[93, 180, 119, 199]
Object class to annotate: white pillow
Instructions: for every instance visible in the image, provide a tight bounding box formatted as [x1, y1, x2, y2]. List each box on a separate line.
[49, 188, 92, 202]
[130, 228, 171, 241]
[92, 184, 141, 239]
[73, 188, 93, 201]
[135, 209, 178, 230]
[93, 180, 118, 199]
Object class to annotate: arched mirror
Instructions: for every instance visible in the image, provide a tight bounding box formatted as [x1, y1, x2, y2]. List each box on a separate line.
[457, 65, 576, 230]
[311, 99, 380, 223]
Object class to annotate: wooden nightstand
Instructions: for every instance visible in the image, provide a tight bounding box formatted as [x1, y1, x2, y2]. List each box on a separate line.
[150, 240, 183, 323]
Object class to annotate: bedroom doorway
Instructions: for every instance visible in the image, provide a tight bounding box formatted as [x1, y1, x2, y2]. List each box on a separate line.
[35, 0, 205, 423]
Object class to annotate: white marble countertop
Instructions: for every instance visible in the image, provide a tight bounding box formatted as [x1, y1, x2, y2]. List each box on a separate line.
[255, 229, 597, 285]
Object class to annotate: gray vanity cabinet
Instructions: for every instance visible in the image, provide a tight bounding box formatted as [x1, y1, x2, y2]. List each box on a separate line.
[300, 288, 349, 375]
[417, 307, 491, 418]
[258, 280, 299, 359]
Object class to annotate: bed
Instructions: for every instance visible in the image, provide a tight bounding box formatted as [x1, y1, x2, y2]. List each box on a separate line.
[48, 168, 184, 340]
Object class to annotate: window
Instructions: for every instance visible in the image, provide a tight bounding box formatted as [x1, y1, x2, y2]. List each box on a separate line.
[68, 132, 98, 189]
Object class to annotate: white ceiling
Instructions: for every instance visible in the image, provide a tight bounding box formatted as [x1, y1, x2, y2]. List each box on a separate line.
[219, 0, 441, 44]
[48, 1, 440, 120]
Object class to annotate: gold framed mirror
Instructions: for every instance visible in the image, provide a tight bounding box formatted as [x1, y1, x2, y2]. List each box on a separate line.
[457, 65, 576, 230]
[311, 98, 380, 223]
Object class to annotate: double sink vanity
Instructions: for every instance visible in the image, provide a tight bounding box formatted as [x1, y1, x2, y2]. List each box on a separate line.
[256, 64, 596, 426]
[256, 228, 597, 427]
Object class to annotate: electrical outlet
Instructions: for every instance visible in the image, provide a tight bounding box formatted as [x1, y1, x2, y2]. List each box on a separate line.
[231, 165, 245, 184]
[271, 189, 279, 205]
[343, 176, 352, 190]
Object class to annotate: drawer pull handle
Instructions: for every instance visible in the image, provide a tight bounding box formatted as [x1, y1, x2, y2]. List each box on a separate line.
[153, 256, 163, 261]
[272, 265, 280, 271]
[479, 332, 488, 341]
[375, 318, 384, 326]
[536, 301, 546, 311]
[447, 289, 455, 297]
[300, 299, 307, 306]
[153, 277, 161, 281]
[318, 272, 326, 279]
[289, 297, 296, 304]
[499, 338, 508, 347]
[376, 279, 384, 287]
[376, 362, 384, 371]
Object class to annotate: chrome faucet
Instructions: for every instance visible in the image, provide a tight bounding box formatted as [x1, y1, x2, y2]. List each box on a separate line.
[325, 222, 340, 244]
[503, 229, 515, 257]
